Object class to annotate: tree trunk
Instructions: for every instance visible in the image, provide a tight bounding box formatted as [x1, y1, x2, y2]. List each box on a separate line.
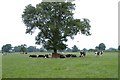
[52, 49, 60, 58]
[54, 49, 57, 53]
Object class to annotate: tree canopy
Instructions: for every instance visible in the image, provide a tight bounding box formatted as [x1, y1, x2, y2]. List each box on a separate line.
[72, 45, 79, 52]
[13, 46, 21, 52]
[20, 44, 27, 53]
[22, 2, 91, 53]
[118, 45, 120, 51]
[98, 43, 106, 50]
[95, 43, 106, 51]
[2, 44, 12, 53]
[27, 46, 36, 52]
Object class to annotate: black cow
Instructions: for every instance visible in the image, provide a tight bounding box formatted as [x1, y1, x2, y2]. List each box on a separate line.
[65, 54, 72, 58]
[101, 51, 103, 55]
[29, 55, 37, 58]
[65, 54, 77, 58]
[71, 54, 77, 57]
[38, 55, 45, 58]
[79, 51, 86, 57]
[60, 54, 66, 58]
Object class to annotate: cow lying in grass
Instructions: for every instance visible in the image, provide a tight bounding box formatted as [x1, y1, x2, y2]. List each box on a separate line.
[60, 54, 66, 58]
[65, 54, 71, 57]
[29, 55, 37, 58]
[71, 54, 77, 57]
[95, 51, 103, 56]
[38, 55, 45, 58]
[29, 53, 78, 58]
[79, 51, 86, 57]
[29, 54, 52, 58]
[65, 54, 77, 58]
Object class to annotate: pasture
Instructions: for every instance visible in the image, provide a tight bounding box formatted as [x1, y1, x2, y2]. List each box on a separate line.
[0, 53, 2, 79]
[2, 52, 118, 78]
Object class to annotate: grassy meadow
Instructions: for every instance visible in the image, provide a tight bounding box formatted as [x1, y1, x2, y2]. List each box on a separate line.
[0, 53, 2, 79]
[2, 52, 118, 78]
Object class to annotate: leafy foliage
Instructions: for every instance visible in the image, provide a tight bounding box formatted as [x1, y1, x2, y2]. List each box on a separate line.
[22, 2, 91, 53]
[72, 45, 79, 52]
[95, 43, 106, 51]
[27, 46, 37, 52]
[66, 48, 72, 52]
[118, 45, 120, 51]
[107, 47, 117, 51]
[20, 44, 27, 53]
[2, 44, 12, 53]
[13, 46, 21, 52]
[98, 43, 106, 50]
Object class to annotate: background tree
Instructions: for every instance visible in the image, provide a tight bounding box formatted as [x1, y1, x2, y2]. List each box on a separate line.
[22, 2, 91, 53]
[98, 43, 106, 51]
[88, 48, 94, 52]
[39, 47, 46, 52]
[107, 47, 117, 52]
[95, 43, 106, 51]
[27, 46, 36, 52]
[118, 45, 120, 51]
[66, 48, 72, 52]
[20, 44, 27, 54]
[13, 46, 21, 52]
[72, 45, 79, 52]
[36, 48, 40, 52]
[95, 46, 99, 51]
[2, 44, 12, 53]
[82, 48, 87, 52]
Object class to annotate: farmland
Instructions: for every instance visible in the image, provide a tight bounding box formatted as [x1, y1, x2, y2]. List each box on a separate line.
[0, 53, 2, 79]
[2, 52, 118, 78]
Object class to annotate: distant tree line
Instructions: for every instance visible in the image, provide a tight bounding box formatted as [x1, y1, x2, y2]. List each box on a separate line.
[118, 45, 120, 51]
[2, 44, 12, 53]
[1, 44, 47, 53]
[1, 43, 119, 53]
[1, 44, 80, 53]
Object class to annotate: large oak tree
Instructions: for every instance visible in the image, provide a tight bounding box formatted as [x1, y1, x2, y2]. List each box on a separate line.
[22, 2, 91, 53]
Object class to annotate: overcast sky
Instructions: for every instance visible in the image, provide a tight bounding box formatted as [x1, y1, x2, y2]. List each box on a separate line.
[0, 0, 119, 50]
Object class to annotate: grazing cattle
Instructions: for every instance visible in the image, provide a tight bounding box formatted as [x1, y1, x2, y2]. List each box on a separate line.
[65, 54, 77, 58]
[95, 51, 103, 56]
[65, 54, 72, 58]
[79, 51, 86, 57]
[45, 54, 49, 58]
[101, 51, 103, 55]
[29, 54, 52, 58]
[71, 54, 77, 57]
[29, 55, 37, 58]
[38, 55, 45, 58]
[60, 54, 66, 58]
[45, 54, 52, 58]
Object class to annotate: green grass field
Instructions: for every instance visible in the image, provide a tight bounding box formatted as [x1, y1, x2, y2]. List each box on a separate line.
[2, 52, 118, 78]
[0, 53, 2, 79]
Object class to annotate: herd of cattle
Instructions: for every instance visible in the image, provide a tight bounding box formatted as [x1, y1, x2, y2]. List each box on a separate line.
[29, 51, 104, 58]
